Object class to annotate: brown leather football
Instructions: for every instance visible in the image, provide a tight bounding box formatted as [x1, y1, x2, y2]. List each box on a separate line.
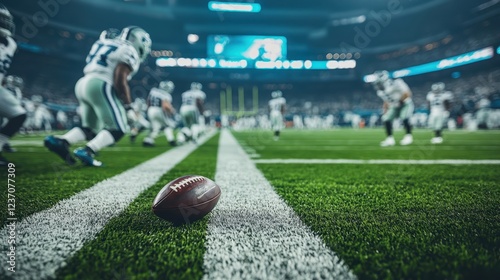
[152, 175, 221, 225]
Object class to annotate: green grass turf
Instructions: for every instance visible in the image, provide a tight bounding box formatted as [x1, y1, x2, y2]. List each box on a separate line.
[256, 164, 500, 279]
[0, 133, 172, 226]
[232, 129, 500, 279]
[234, 129, 500, 159]
[56, 133, 219, 280]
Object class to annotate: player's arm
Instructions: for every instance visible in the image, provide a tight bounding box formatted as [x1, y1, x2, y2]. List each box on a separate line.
[162, 100, 175, 115]
[281, 104, 286, 114]
[383, 101, 389, 114]
[113, 63, 133, 105]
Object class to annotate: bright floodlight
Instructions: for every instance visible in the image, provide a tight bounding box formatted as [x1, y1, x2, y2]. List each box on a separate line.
[208, 1, 261, 13]
[187, 34, 199, 44]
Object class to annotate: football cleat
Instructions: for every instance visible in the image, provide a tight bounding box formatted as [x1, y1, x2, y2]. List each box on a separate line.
[380, 136, 396, 147]
[44, 136, 76, 165]
[431, 137, 443, 144]
[73, 147, 103, 167]
[400, 134, 413, 146]
[142, 137, 155, 147]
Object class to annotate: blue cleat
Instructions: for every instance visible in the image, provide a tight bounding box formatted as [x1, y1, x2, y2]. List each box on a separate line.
[44, 136, 76, 165]
[73, 147, 103, 167]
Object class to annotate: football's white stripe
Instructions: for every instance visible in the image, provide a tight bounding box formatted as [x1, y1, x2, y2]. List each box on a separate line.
[203, 130, 356, 280]
[253, 159, 500, 165]
[0, 131, 215, 280]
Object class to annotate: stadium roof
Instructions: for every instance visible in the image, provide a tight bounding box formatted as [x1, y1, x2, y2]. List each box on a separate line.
[5, 0, 500, 56]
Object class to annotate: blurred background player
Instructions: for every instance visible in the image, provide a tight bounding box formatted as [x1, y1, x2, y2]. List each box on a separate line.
[2, 75, 24, 152]
[268, 90, 286, 141]
[427, 82, 453, 144]
[475, 88, 491, 130]
[127, 97, 150, 143]
[143, 80, 176, 147]
[32, 95, 54, 133]
[179, 82, 205, 143]
[44, 26, 151, 166]
[372, 70, 414, 147]
[0, 5, 27, 166]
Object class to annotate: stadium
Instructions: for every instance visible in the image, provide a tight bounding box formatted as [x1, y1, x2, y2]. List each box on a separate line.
[0, 0, 499, 279]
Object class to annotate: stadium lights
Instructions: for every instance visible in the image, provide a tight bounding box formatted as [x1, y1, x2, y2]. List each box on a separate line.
[208, 1, 261, 13]
[156, 57, 356, 70]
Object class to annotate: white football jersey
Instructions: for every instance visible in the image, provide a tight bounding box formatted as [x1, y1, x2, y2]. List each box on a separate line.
[427, 91, 453, 113]
[377, 79, 410, 107]
[0, 37, 17, 82]
[182, 90, 206, 106]
[148, 87, 172, 107]
[269, 97, 286, 112]
[83, 39, 140, 84]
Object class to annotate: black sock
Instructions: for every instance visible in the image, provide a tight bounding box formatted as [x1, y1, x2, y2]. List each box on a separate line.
[274, 131, 280, 137]
[403, 119, 412, 134]
[384, 121, 393, 136]
[435, 130, 442, 137]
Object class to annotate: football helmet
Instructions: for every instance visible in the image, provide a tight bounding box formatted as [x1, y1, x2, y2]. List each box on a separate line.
[0, 4, 15, 38]
[119, 26, 152, 62]
[190, 82, 202, 90]
[271, 90, 282, 98]
[99, 28, 120, 41]
[5, 75, 23, 89]
[431, 82, 445, 92]
[159, 80, 174, 93]
[373, 70, 390, 85]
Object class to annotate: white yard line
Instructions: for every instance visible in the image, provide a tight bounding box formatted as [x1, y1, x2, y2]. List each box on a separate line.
[253, 159, 500, 165]
[203, 130, 356, 280]
[0, 131, 216, 280]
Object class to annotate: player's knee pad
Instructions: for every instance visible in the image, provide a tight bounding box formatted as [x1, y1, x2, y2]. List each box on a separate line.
[0, 113, 27, 137]
[80, 127, 97, 141]
[108, 130, 125, 142]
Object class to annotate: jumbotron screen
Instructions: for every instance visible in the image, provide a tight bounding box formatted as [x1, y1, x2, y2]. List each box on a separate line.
[207, 35, 287, 61]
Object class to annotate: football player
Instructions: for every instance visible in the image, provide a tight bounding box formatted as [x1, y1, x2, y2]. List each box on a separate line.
[142, 80, 176, 147]
[0, 5, 27, 166]
[45, 26, 152, 166]
[2, 75, 24, 152]
[179, 82, 205, 143]
[4, 75, 23, 101]
[476, 89, 491, 130]
[268, 90, 286, 141]
[427, 82, 453, 144]
[372, 71, 414, 147]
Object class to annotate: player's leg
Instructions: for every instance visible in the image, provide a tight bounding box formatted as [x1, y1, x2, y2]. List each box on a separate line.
[431, 113, 444, 144]
[164, 126, 176, 146]
[45, 77, 97, 164]
[399, 101, 414, 146]
[143, 107, 162, 147]
[0, 87, 27, 166]
[380, 108, 396, 147]
[74, 81, 128, 166]
[180, 106, 195, 142]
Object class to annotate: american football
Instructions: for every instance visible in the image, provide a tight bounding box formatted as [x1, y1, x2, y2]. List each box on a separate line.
[152, 175, 221, 224]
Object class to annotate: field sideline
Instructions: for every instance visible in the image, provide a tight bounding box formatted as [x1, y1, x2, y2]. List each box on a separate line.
[1, 128, 499, 279]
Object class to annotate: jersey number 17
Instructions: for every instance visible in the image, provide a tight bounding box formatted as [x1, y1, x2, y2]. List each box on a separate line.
[86, 43, 118, 67]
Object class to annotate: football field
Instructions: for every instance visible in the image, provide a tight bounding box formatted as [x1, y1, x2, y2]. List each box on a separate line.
[1, 129, 499, 279]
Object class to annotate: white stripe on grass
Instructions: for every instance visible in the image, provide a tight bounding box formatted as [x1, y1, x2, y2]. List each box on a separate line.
[0, 131, 215, 280]
[203, 130, 356, 280]
[253, 159, 500, 165]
